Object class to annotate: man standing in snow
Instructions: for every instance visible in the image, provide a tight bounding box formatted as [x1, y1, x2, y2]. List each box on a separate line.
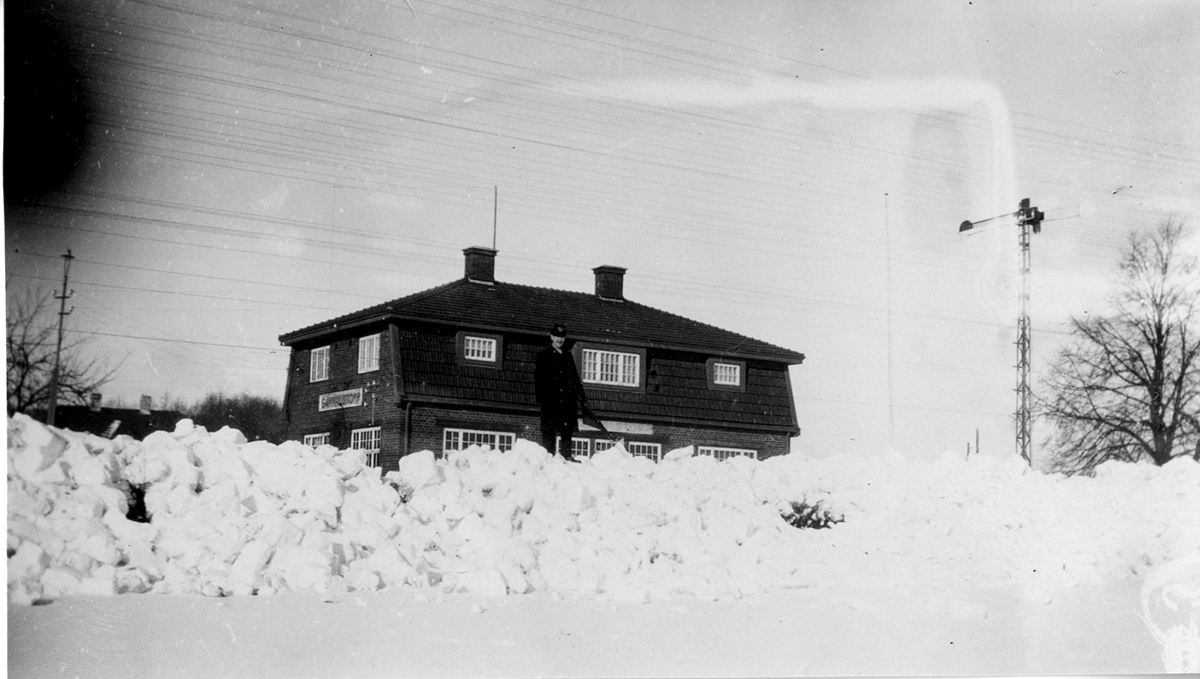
[534, 323, 587, 462]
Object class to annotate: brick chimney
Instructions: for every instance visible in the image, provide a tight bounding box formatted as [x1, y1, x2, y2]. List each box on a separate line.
[593, 265, 626, 301]
[463, 246, 497, 284]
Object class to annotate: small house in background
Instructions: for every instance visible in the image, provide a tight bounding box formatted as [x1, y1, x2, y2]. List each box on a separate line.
[278, 247, 805, 469]
[48, 399, 185, 440]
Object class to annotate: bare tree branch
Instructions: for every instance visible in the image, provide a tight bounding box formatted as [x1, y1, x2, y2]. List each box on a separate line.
[1037, 219, 1200, 474]
[6, 288, 122, 416]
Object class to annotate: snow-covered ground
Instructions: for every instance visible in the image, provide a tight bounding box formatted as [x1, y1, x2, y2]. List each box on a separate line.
[7, 413, 1200, 676]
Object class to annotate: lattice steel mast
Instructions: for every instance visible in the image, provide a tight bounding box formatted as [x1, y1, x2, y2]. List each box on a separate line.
[960, 198, 1044, 465]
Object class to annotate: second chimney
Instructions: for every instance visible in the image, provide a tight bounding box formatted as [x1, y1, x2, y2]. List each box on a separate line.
[593, 265, 626, 301]
[463, 246, 497, 284]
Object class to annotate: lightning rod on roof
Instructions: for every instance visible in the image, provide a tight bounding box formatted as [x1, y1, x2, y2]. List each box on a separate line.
[493, 186, 498, 250]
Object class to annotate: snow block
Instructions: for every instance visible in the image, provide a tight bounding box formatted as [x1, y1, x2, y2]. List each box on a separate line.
[396, 450, 442, 491]
[9, 415, 70, 485]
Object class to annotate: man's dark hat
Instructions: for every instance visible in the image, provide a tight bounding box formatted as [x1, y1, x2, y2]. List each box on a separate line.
[550, 323, 567, 337]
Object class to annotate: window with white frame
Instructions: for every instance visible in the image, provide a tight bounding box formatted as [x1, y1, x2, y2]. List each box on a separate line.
[443, 428, 516, 454]
[589, 439, 660, 462]
[310, 346, 330, 382]
[627, 442, 662, 461]
[594, 439, 619, 453]
[350, 427, 381, 466]
[573, 439, 593, 457]
[565, 438, 593, 458]
[581, 348, 640, 387]
[358, 333, 380, 373]
[463, 336, 497, 362]
[303, 433, 330, 447]
[697, 445, 758, 461]
[707, 357, 746, 391]
[713, 362, 741, 386]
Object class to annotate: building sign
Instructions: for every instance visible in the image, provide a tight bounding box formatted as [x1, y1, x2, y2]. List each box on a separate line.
[578, 420, 653, 435]
[319, 388, 364, 412]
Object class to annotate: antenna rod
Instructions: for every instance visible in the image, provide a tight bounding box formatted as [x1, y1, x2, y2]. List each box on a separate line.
[493, 186, 498, 250]
[46, 250, 75, 427]
[884, 192, 894, 447]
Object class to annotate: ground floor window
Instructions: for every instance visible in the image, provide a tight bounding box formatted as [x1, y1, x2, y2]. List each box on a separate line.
[443, 428, 516, 454]
[573, 438, 662, 462]
[569, 438, 593, 458]
[351, 426, 381, 466]
[697, 445, 758, 461]
[302, 433, 330, 447]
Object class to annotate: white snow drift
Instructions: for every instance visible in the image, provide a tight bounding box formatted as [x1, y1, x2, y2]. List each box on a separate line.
[7, 411, 1200, 649]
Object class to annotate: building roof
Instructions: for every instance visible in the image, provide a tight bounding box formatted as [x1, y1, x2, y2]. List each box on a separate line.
[47, 407, 184, 440]
[279, 277, 805, 364]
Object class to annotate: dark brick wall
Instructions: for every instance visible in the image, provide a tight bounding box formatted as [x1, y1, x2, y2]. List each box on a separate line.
[285, 325, 398, 450]
[405, 404, 791, 461]
[284, 320, 797, 469]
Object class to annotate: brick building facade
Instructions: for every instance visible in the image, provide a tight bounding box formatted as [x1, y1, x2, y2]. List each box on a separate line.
[279, 247, 805, 468]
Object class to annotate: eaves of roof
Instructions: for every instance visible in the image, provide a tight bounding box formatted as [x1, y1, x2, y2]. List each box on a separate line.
[279, 278, 805, 364]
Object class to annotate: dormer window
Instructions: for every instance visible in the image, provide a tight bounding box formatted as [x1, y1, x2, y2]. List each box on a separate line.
[714, 362, 740, 385]
[456, 331, 503, 368]
[707, 358, 746, 392]
[579, 346, 644, 389]
[465, 336, 496, 361]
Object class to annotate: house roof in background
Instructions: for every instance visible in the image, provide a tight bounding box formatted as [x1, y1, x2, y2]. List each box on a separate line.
[47, 407, 184, 441]
[279, 277, 805, 364]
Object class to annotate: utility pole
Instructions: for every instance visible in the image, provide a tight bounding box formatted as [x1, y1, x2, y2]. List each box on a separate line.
[46, 250, 76, 427]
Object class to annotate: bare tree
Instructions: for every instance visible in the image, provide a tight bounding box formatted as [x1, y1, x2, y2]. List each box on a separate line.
[188, 392, 287, 443]
[1039, 219, 1200, 474]
[6, 288, 121, 416]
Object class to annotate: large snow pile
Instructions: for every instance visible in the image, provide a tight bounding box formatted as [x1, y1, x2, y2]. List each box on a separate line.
[8, 413, 1200, 611]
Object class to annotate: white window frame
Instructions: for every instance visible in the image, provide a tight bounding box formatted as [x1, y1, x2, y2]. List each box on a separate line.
[565, 438, 593, 458]
[594, 439, 619, 453]
[442, 428, 516, 454]
[303, 433, 330, 447]
[589, 439, 661, 462]
[697, 446, 758, 461]
[350, 427, 381, 466]
[627, 442, 662, 462]
[358, 334, 381, 373]
[581, 348, 641, 387]
[463, 336, 497, 363]
[712, 362, 741, 386]
[310, 346, 330, 382]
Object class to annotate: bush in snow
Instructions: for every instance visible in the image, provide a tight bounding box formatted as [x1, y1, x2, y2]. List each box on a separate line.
[780, 498, 844, 530]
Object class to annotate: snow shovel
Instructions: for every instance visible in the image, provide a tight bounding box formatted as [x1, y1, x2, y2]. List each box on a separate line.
[580, 403, 624, 445]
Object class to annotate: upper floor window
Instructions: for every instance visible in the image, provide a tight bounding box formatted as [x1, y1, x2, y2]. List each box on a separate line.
[706, 358, 746, 392]
[582, 348, 641, 387]
[351, 426, 381, 466]
[456, 331, 503, 368]
[713, 362, 741, 386]
[310, 346, 330, 382]
[464, 336, 497, 362]
[358, 333, 381, 373]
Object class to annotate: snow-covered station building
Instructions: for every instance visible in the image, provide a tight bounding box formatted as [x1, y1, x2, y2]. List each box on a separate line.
[278, 247, 806, 469]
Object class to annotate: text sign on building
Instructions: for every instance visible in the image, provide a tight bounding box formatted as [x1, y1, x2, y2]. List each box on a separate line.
[319, 388, 364, 412]
[578, 420, 653, 435]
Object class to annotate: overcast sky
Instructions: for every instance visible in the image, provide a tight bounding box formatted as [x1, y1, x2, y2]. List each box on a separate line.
[6, 0, 1198, 461]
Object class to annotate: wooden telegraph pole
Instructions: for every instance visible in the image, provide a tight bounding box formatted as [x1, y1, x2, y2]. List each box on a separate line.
[46, 250, 76, 427]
